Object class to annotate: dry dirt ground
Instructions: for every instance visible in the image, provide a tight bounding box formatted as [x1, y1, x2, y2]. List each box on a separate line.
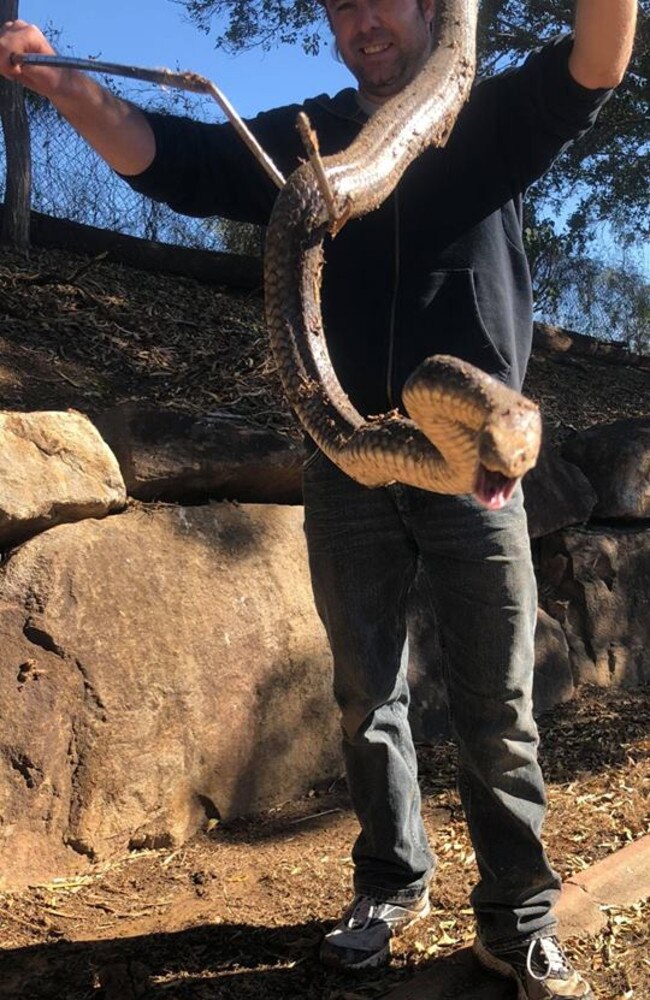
[0, 246, 648, 1000]
[0, 691, 647, 1000]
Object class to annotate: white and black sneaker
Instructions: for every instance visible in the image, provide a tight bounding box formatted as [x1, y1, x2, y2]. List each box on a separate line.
[320, 891, 430, 970]
[473, 934, 594, 999]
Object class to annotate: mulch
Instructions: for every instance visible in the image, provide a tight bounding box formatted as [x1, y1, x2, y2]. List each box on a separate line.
[0, 245, 648, 446]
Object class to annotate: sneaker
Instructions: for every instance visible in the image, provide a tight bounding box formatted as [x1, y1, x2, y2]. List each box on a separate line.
[320, 891, 430, 970]
[473, 934, 594, 999]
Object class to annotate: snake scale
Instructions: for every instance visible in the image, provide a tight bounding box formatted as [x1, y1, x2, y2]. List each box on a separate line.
[264, 0, 542, 510]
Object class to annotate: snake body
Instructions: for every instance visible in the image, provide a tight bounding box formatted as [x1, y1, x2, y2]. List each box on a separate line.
[264, 0, 541, 509]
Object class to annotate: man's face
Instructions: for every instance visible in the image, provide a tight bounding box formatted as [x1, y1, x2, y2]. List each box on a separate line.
[325, 0, 436, 104]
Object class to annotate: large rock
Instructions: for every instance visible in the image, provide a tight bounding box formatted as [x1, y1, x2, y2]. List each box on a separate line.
[0, 503, 339, 888]
[93, 405, 304, 504]
[538, 525, 650, 687]
[0, 410, 126, 548]
[523, 433, 597, 538]
[561, 418, 650, 520]
[532, 608, 574, 715]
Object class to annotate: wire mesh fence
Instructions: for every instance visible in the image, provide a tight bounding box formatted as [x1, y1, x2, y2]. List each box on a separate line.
[0, 76, 263, 255]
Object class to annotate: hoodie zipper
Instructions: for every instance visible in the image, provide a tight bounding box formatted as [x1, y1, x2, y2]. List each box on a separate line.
[386, 189, 400, 410]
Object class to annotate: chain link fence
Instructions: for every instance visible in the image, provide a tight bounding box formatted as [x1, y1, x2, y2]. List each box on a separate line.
[1, 76, 263, 255]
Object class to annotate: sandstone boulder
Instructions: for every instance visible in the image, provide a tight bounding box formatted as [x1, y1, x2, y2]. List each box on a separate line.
[532, 608, 574, 715]
[93, 405, 303, 504]
[523, 433, 597, 538]
[561, 418, 650, 520]
[0, 503, 339, 888]
[0, 410, 126, 548]
[538, 525, 650, 687]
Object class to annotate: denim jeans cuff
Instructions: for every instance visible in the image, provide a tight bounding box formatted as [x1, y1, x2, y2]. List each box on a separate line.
[477, 920, 559, 951]
[353, 879, 430, 905]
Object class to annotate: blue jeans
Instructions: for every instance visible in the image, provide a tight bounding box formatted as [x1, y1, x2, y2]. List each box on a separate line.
[303, 450, 561, 946]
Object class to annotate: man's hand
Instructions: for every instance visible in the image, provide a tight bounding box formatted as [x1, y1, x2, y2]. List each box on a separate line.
[0, 18, 156, 177]
[0, 20, 71, 98]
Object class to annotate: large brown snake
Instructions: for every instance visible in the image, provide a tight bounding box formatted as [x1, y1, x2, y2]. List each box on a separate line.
[264, 0, 542, 510]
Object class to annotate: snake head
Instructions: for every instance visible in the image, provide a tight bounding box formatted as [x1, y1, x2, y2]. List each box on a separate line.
[475, 403, 542, 510]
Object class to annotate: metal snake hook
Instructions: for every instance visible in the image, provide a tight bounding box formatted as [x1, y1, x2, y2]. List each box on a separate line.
[11, 52, 286, 191]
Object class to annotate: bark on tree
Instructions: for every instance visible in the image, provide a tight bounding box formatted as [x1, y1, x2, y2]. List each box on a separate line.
[0, 0, 31, 248]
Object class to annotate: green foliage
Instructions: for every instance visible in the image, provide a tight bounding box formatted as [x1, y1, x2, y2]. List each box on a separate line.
[525, 200, 649, 352]
[170, 0, 327, 53]
[478, 1, 649, 250]
[523, 206, 572, 314]
[540, 252, 649, 354]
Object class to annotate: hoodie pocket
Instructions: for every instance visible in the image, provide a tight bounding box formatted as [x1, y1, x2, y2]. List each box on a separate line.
[413, 268, 511, 380]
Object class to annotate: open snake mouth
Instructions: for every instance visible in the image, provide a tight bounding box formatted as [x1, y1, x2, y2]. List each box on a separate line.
[475, 465, 518, 510]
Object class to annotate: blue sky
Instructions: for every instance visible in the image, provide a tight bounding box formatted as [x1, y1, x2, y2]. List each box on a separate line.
[21, 0, 352, 117]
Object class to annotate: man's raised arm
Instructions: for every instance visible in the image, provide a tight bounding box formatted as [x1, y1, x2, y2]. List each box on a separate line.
[570, 0, 638, 89]
[0, 19, 155, 176]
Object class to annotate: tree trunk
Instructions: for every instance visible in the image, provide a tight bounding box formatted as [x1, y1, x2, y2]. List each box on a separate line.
[0, 0, 31, 248]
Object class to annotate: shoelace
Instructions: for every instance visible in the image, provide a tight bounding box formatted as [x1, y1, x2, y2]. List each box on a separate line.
[526, 937, 570, 982]
[346, 896, 378, 931]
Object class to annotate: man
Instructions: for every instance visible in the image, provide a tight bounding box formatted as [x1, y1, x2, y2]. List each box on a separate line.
[0, 3, 637, 997]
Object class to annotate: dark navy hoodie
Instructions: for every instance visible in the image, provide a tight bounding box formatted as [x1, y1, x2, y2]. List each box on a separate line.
[124, 35, 610, 416]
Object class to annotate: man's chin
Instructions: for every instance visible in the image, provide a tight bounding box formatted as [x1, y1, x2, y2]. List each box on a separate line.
[354, 58, 409, 102]
[359, 75, 403, 104]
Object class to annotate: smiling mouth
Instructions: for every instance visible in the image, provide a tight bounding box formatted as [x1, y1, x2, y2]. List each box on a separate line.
[474, 466, 518, 510]
[360, 42, 392, 55]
